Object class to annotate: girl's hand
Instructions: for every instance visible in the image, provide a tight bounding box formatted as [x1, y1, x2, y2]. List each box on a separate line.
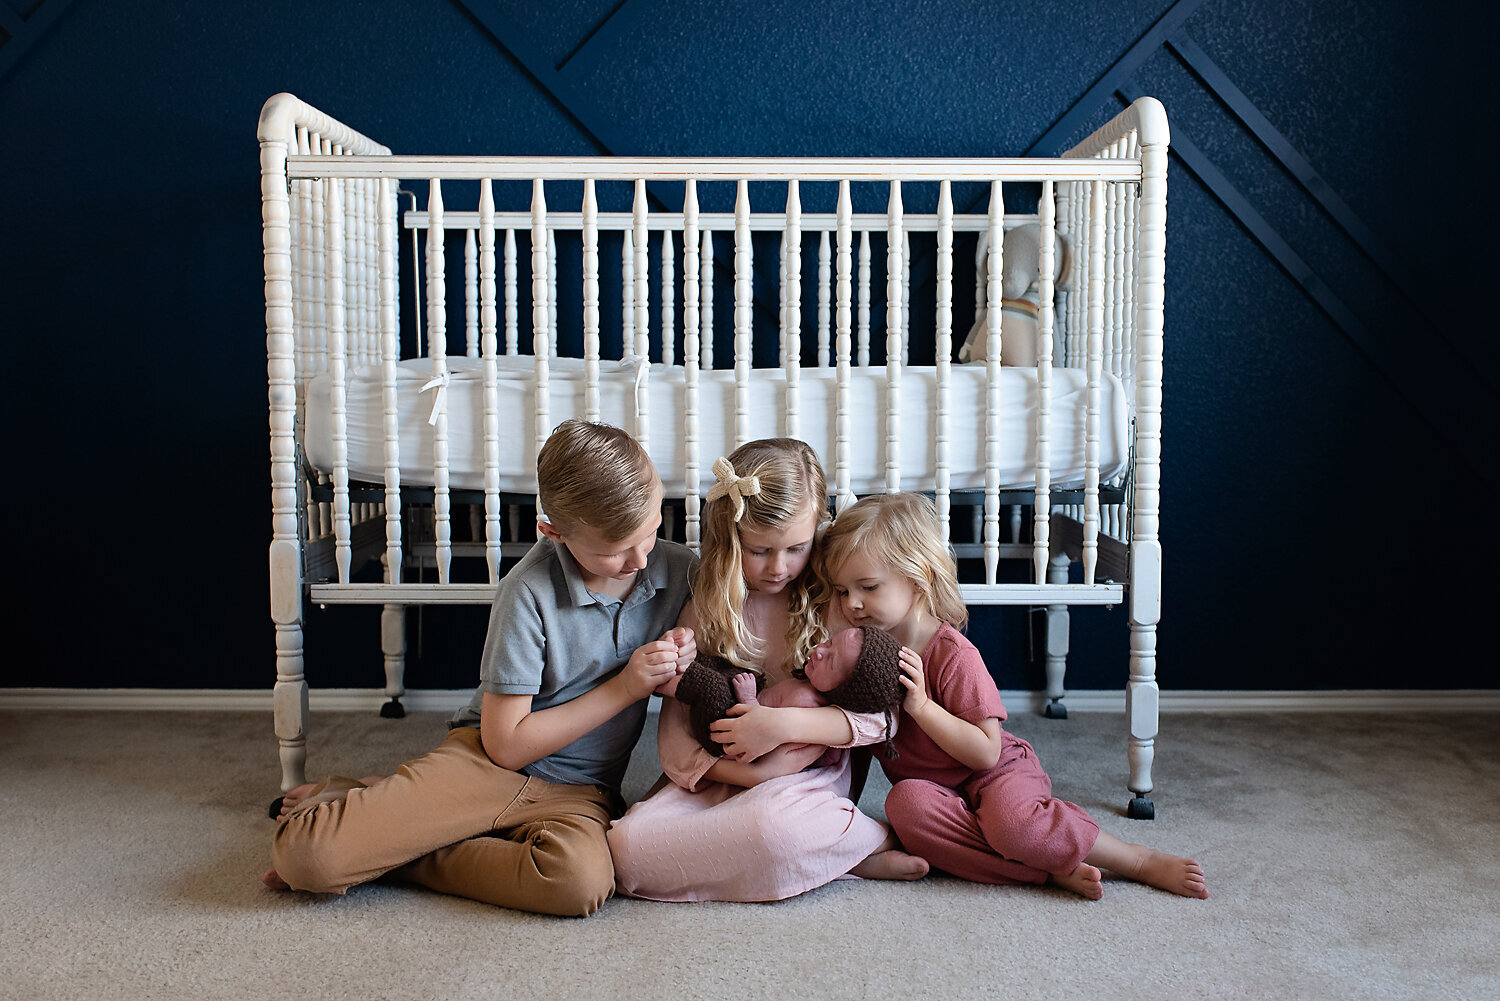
[709, 704, 786, 761]
[622, 639, 682, 700]
[898, 646, 929, 714]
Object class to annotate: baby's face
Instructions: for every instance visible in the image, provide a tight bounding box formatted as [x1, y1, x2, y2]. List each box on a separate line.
[803, 628, 864, 692]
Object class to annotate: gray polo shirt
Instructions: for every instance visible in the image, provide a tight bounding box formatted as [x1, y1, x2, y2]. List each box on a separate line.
[449, 535, 697, 796]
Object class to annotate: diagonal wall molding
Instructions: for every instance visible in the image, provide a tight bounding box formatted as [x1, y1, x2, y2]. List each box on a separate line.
[0, 0, 78, 85]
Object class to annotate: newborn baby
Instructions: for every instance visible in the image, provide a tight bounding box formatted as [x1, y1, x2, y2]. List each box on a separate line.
[665, 625, 905, 758]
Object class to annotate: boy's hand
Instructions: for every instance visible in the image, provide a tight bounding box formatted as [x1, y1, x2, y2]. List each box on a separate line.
[898, 646, 929, 714]
[651, 627, 697, 696]
[710, 704, 786, 761]
[623, 639, 683, 700]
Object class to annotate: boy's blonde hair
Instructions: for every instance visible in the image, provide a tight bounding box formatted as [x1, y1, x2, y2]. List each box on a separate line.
[537, 419, 660, 539]
[695, 438, 829, 674]
[818, 492, 968, 630]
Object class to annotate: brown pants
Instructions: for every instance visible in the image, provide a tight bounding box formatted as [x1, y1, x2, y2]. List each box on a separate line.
[270, 726, 616, 916]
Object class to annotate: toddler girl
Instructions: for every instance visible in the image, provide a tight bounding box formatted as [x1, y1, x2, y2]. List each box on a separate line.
[606, 439, 927, 901]
[819, 492, 1208, 900]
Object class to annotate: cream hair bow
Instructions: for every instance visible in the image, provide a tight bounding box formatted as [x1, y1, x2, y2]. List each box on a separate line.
[705, 457, 761, 523]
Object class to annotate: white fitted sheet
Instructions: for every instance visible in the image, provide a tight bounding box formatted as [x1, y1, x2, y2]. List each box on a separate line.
[304, 355, 1129, 496]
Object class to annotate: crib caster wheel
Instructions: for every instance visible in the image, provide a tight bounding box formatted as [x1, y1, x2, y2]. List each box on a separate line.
[380, 698, 406, 719]
[1127, 796, 1155, 820]
[267, 796, 285, 820]
[1042, 700, 1068, 719]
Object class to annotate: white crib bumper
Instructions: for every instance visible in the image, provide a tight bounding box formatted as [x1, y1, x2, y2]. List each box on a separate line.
[303, 356, 1129, 496]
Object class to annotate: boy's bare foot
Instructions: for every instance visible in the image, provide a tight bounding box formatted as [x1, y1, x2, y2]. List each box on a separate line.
[271, 782, 318, 821]
[731, 673, 760, 706]
[1049, 862, 1104, 899]
[850, 849, 930, 881]
[260, 867, 291, 891]
[272, 776, 382, 822]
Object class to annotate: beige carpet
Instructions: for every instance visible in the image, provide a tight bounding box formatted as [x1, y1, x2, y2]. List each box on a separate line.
[0, 706, 1495, 1001]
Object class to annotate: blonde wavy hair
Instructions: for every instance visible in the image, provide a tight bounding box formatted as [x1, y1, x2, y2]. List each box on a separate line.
[816, 492, 968, 631]
[694, 438, 829, 674]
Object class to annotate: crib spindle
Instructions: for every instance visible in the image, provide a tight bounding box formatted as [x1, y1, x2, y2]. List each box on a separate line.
[464, 230, 479, 358]
[784, 179, 802, 440]
[632, 179, 650, 449]
[548, 228, 558, 358]
[885, 181, 903, 494]
[325, 178, 352, 584]
[734, 179, 752, 448]
[818, 231, 831, 368]
[683, 179, 702, 550]
[531, 179, 552, 516]
[1083, 179, 1105, 585]
[582, 180, 601, 422]
[504, 229, 518, 355]
[700, 230, 714, 371]
[662, 230, 675, 367]
[1033, 180, 1056, 583]
[479, 180, 502, 581]
[633, 180, 649, 361]
[857, 231, 871, 367]
[982, 180, 1003, 585]
[835, 180, 854, 512]
[378, 178, 403, 586]
[935, 180, 953, 543]
[426, 180, 452, 584]
[622, 227, 635, 360]
[902, 230, 911, 367]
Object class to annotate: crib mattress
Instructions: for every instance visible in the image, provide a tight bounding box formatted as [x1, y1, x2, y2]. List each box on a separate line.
[303, 356, 1129, 497]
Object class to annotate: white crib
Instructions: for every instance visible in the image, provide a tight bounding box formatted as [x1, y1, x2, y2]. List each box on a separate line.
[258, 93, 1169, 818]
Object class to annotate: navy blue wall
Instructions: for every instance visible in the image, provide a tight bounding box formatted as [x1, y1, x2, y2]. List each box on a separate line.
[3, 0, 1494, 693]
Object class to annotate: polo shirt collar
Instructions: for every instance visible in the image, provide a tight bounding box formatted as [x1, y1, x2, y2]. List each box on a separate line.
[551, 536, 667, 609]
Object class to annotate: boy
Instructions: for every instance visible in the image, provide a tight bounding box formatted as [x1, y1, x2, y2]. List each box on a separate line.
[262, 420, 698, 916]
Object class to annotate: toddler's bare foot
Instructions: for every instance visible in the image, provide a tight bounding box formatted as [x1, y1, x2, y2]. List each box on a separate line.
[1128, 848, 1209, 898]
[1049, 862, 1104, 899]
[260, 867, 291, 891]
[731, 673, 761, 706]
[850, 849, 930, 881]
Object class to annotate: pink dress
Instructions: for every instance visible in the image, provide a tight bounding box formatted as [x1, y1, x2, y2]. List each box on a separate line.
[607, 663, 891, 902]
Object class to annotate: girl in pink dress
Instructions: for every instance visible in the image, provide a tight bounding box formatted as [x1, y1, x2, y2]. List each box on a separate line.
[819, 492, 1209, 901]
[606, 439, 927, 902]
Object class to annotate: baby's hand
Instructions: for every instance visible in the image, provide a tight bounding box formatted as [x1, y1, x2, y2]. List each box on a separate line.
[667, 626, 696, 671]
[623, 638, 682, 700]
[651, 627, 697, 696]
[898, 646, 928, 714]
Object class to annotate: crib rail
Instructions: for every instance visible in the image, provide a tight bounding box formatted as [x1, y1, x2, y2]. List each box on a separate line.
[261, 94, 1169, 808]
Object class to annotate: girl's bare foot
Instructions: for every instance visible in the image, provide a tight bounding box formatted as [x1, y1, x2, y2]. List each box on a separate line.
[1087, 830, 1209, 899]
[850, 848, 930, 881]
[1049, 862, 1104, 899]
[260, 867, 291, 891]
[1128, 849, 1209, 899]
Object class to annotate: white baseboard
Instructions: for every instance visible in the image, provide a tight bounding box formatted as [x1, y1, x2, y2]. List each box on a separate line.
[2, 687, 1498, 713]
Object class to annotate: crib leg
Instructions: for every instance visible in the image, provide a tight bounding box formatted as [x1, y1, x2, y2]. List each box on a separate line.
[380, 604, 407, 718]
[272, 621, 309, 792]
[1126, 540, 1162, 819]
[1042, 554, 1070, 719]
